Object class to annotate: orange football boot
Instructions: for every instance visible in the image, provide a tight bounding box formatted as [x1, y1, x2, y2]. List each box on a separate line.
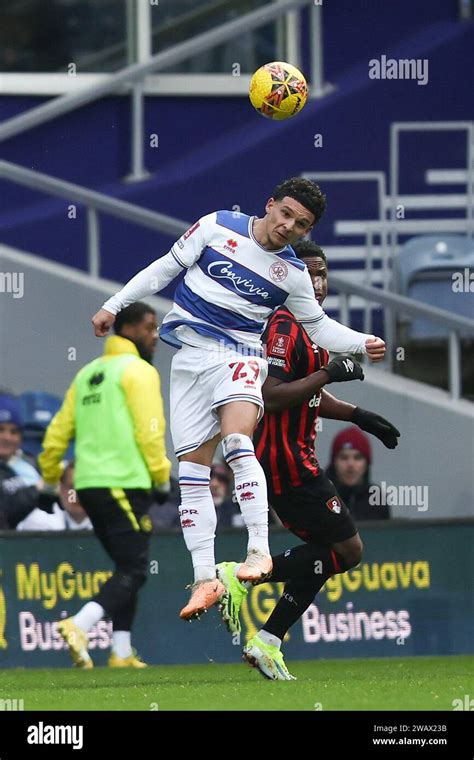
[179, 578, 225, 621]
[236, 550, 273, 584]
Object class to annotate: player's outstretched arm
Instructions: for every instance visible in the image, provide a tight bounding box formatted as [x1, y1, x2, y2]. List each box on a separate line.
[286, 270, 386, 360]
[91, 253, 185, 336]
[319, 390, 400, 449]
[91, 214, 213, 337]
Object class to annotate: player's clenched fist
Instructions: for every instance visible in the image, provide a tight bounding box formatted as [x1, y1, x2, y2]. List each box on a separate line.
[92, 308, 115, 337]
[365, 337, 385, 362]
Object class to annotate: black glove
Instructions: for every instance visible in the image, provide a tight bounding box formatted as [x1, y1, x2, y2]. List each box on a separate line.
[35, 482, 59, 514]
[322, 355, 364, 383]
[352, 407, 400, 449]
[37, 490, 57, 513]
[152, 480, 171, 506]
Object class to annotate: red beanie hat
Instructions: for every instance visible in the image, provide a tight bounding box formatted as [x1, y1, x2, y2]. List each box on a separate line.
[331, 426, 372, 464]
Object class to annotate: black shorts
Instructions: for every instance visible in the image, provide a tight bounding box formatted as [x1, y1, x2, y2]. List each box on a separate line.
[77, 488, 153, 570]
[269, 470, 357, 546]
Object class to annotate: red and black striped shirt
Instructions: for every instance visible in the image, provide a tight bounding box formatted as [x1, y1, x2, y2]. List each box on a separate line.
[254, 307, 329, 496]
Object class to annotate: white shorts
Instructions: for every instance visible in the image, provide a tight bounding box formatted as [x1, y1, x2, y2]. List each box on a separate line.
[170, 344, 268, 457]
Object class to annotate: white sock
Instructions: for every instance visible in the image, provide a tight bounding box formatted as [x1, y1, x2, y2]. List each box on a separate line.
[112, 631, 132, 659]
[178, 462, 217, 582]
[73, 601, 104, 633]
[222, 433, 269, 555]
[259, 629, 282, 649]
[194, 565, 218, 582]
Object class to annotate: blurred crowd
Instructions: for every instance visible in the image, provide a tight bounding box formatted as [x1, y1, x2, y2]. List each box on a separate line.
[0, 389, 388, 535]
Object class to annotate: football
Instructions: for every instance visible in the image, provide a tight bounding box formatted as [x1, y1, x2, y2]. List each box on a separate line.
[249, 61, 308, 120]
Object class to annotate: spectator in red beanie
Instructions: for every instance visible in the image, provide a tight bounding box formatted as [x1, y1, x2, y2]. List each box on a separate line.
[327, 427, 390, 520]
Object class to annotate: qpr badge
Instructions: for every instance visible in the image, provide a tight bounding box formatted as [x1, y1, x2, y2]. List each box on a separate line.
[269, 261, 288, 282]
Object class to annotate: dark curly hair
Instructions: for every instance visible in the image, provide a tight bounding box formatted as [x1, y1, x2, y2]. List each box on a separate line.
[272, 177, 326, 224]
[293, 239, 327, 266]
[114, 302, 156, 335]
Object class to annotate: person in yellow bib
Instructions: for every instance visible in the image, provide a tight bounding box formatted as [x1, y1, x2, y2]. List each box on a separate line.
[39, 303, 171, 669]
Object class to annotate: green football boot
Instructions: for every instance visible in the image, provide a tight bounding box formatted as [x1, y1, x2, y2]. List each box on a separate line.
[243, 634, 296, 681]
[216, 561, 248, 634]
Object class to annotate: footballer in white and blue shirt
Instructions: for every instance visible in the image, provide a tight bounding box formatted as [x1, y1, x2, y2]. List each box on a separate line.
[93, 177, 386, 620]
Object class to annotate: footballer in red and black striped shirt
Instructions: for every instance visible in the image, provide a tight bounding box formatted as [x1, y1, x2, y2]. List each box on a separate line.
[254, 306, 329, 495]
[218, 241, 400, 680]
[253, 241, 371, 553]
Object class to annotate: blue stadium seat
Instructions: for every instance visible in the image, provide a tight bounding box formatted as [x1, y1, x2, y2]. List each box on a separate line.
[394, 235, 474, 339]
[19, 391, 74, 459]
[19, 391, 62, 429]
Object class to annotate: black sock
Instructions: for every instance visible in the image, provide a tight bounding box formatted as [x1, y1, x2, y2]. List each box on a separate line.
[270, 543, 348, 582]
[263, 574, 329, 641]
[111, 595, 138, 631]
[95, 570, 144, 617]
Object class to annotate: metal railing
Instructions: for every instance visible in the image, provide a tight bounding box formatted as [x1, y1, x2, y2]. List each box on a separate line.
[0, 0, 326, 181]
[0, 160, 188, 278]
[76, 0, 240, 73]
[303, 171, 389, 335]
[390, 122, 474, 258]
[306, 124, 474, 350]
[1, 159, 473, 400]
[330, 273, 474, 401]
[426, 169, 470, 185]
[334, 219, 472, 236]
[382, 194, 470, 211]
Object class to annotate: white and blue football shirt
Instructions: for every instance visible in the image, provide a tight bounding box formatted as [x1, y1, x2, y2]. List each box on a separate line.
[103, 211, 372, 355]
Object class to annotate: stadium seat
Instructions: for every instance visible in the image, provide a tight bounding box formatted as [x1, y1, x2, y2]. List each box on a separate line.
[19, 391, 73, 459]
[394, 235, 474, 339]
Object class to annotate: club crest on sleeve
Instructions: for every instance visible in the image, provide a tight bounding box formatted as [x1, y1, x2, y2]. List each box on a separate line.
[269, 333, 290, 357]
[269, 261, 288, 282]
[326, 496, 342, 514]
